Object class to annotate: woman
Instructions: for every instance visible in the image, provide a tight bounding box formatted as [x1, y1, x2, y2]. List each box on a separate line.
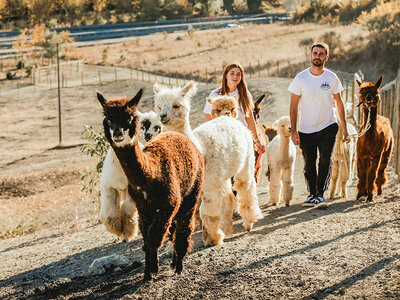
[203, 62, 265, 150]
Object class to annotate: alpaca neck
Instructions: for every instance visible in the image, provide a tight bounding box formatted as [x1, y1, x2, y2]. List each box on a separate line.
[279, 135, 290, 159]
[170, 115, 203, 153]
[112, 137, 150, 187]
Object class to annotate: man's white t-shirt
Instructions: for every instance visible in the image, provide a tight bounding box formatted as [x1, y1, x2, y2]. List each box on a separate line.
[203, 88, 254, 127]
[288, 68, 343, 134]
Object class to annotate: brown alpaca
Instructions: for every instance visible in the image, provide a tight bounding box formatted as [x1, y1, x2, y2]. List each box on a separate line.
[97, 90, 204, 281]
[356, 76, 393, 202]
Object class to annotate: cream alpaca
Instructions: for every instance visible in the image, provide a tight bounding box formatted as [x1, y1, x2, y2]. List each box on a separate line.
[153, 82, 263, 246]
[266, 116, 296, 206]
[99, 109, 163, 242]
[330, 122, 357, 199]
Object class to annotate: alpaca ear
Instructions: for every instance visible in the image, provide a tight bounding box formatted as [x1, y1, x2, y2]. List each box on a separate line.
[128, 88, 143, 108]
[375, 76, 383, 89]
[207, 98, 214, 105]
[255, 94, 265, 105]
[262, 124, 267, 130]
[97, 92, 107, 108]
[153, 82, 162, 94]
[180, 81, 197, 98]
[356, 80, 362, 87]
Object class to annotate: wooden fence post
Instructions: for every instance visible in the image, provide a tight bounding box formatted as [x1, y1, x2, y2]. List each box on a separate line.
[276, 61, 279, 77]
[258, 60, 261, 78]
[114, 68, 117, 82]
[81, 72, 84, 86]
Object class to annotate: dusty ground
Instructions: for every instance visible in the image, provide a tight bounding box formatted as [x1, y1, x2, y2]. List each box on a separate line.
[0, 72, 399, 299]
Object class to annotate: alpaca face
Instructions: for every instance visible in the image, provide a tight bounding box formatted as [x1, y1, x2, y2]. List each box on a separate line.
[207, 95, 238, 119]
[153, 82, 197, 128]
[97, 89, 143, 147]
[356, 76, 383, 109]
[137, 110, 163, 142]
[274, 116, 292, 137]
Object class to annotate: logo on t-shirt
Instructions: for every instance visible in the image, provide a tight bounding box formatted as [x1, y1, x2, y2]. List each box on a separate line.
[320, 82, 330, 90]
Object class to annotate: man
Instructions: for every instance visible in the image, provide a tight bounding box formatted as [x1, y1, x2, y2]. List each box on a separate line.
[289, 42, 349, 208]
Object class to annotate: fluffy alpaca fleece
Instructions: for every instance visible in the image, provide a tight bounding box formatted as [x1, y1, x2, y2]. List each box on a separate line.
[98, 90, 204, 281]
[356, 77, 393, 202]
[154, 82, 262, 246]
[207, 95, 238, 118]
[330, 122, 357, 199]
[266, 116, 296, 206]
[99, 109, 163, 242]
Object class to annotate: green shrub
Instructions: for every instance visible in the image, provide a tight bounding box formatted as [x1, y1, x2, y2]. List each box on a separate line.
[80, 125, 109, 194]
[319, 31, 342, 55]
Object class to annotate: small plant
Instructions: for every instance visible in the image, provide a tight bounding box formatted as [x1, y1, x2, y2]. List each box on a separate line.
[6, 70, 15, 80]
[163, 31, 168, 40]
[299, 37, 314, 58]
[102, 47, 108, 64]
[16, 58, 26, 69]
[176, 36, 182, 41]
[135, 38, 140, 46]
[80, 125, 109, 194]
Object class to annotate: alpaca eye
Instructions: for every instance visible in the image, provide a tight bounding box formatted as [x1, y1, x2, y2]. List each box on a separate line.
[157, 106, 161, 111]
[173, 104, 180, 109]
[216, 109, 221, 113]
[153, 126, 160, 131]
[107, 120, 112, 126]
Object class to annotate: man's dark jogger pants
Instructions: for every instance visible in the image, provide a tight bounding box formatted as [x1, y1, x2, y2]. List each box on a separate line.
[299, 123, 339, 196]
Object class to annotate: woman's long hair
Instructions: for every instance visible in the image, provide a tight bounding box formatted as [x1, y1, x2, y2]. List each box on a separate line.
[220, 62, 251, 116]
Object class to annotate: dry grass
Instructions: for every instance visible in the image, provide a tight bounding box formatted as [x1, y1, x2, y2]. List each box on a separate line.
[65, 23, 367, 79]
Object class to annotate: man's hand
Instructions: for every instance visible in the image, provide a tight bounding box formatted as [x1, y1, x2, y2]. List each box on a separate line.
[291, 131, 300, 145]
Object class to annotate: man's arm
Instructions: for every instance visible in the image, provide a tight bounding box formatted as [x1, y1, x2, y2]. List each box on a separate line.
[204, 113, 212, 121]
[332, 92, 349, 141]
[290, 93, 301, 145]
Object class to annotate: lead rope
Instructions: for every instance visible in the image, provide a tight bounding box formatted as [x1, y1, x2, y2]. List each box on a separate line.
[339, 107, 371, 179]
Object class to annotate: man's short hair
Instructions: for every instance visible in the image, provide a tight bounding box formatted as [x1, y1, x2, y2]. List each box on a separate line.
[311, 42, 329, 56]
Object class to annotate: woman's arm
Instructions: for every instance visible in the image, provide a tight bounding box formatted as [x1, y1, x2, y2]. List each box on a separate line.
[245, 113, 265, 150]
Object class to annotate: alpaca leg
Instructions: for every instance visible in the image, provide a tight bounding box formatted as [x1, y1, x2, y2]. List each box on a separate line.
[339, 160, 348, 198]
[282, 167, 294, 206]
[268, 168, 282, 206]
[120, 191, 138, 242]
[234, 167, 263, 231]
[376, 143, 393, 195]
[172, 177, 201, 273]
[99, 186, 123, 238]
[366, 157, 380, 202]
[200, 188, 224, 246]
[330, 160, 339, 199]
[356, 156, 368, 200]
[219, 180, 237, 237]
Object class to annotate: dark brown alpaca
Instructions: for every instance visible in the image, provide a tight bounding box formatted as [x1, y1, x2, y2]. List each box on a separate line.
[356, 76, 393, 202]
[252, 94, 268, 183]
[97, 90, 204, 281]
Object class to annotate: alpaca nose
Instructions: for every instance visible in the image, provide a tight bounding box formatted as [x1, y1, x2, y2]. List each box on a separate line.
[145, 133, 152, 142]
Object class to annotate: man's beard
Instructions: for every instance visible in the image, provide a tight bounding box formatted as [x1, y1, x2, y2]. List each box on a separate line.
[312, 59, 324, 67]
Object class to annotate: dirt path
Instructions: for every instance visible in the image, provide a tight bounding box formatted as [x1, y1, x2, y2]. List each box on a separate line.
[0, 75, 399, 299]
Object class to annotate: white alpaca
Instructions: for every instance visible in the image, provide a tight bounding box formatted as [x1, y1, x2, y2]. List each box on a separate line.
[99, 109, 163, 241]
[330, 122, 357, 199]
[266, 116, 296, 206]
[153, 82, 263, 246]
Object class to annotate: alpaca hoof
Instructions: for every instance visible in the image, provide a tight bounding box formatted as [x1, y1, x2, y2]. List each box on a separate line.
[377, 188, 382, 195]
[202, 230, 224, 246]
[121, 238, 128, 243]
[271, 202, 277, 206]
[285, 202, 290, 207]
[143, 272, 152, 282]
[244, 222, 254, 231]
[367, 194, 373, 202]
[358, 195, 367, 201]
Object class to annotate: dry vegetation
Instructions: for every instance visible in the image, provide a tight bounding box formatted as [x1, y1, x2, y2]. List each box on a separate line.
[65, 22, 368, 80]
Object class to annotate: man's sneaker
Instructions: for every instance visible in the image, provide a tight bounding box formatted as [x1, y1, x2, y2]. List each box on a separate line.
[302, 194, 316, 207]
[314, 195, 328, 208]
